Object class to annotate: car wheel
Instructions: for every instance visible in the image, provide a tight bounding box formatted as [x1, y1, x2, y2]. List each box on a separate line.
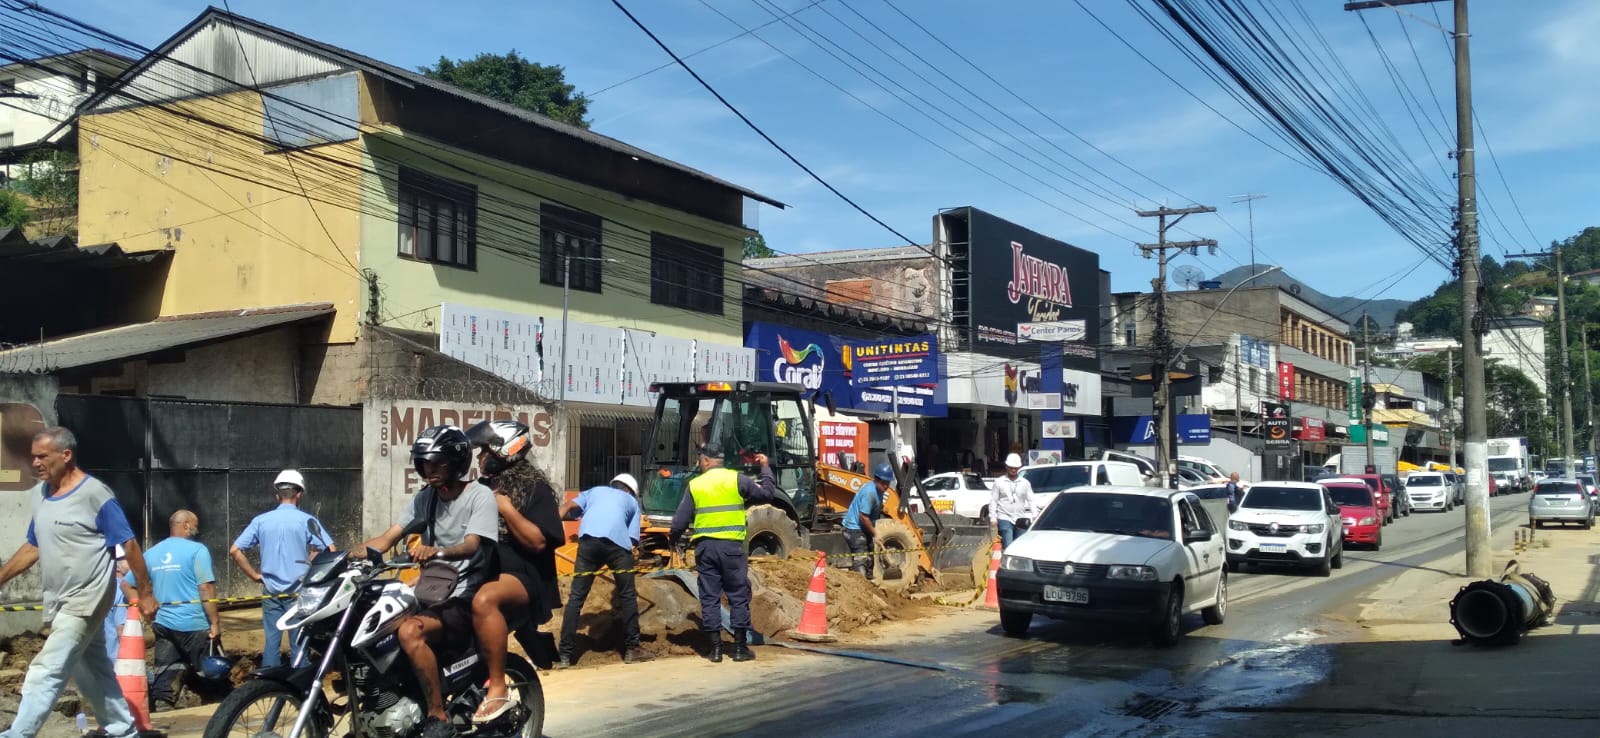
[978, 506, 990, 525]
[1587, 517, 1594, 531]
[999, 607, 1031, 637]
[1315, 551, 1332, 578]
[1332, 540, 1343, 569]
[1374, 527, 1383, 551]
[1151, 583, 1184, 646]
[1202, 571, 1227, 626]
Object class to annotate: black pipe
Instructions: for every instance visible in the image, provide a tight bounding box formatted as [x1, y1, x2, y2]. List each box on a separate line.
[1448, 565, 1555, 645]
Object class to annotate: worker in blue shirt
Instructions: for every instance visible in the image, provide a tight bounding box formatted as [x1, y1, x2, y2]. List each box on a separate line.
[228, 470, 336, 668]
[133, 510, 219, 712]
[843, 464, 893, 579]
[556, 473, 643, 668]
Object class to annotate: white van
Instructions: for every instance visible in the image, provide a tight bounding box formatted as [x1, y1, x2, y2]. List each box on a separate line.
[1020, 460, 1147, 512]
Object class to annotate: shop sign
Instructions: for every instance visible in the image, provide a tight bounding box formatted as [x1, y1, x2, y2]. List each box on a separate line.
[1278, 362, 1296, 400]
[1297, 417, 1326, 441]
[818, 420, 869, 468]
[1114, 414, 1213, 445]
[1263, 401, 1292, 454]
[964, 208, 1100, 369]
[746, 322, 947, 417]
[1042, 419, 1079, 439]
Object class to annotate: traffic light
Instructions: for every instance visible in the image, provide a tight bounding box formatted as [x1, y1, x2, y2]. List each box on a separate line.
[1362, 385, 1376, 411]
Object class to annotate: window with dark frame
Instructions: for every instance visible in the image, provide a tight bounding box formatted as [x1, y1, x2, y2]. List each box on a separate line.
[540, 203, 603, 293]
[396, 167, 476, 269]
[650, 233, 724, 315]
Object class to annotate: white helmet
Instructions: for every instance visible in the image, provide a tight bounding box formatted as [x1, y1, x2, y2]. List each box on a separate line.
[612, 473, 640, 494]
[273, 469, 306, 492]
[1005, 453, 1024, 469]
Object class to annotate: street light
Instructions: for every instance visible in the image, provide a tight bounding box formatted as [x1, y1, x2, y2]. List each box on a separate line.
[559, 253, 617, 407]
[1158, 265, 1284, 488]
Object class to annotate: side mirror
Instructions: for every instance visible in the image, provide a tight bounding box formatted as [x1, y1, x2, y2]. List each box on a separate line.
[365, 546, 384, 563]
[1184, 528, 1213, 543]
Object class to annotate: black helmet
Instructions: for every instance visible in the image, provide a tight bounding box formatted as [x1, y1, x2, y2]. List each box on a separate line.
[466, 419, 531, 477]
[412, 425, 472, 482]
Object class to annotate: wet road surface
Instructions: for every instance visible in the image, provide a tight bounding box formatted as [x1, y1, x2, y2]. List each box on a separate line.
[544, 495, 1528, 737]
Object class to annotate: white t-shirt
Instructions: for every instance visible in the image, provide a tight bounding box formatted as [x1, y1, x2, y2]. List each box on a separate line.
[990, 475, 1036, 524]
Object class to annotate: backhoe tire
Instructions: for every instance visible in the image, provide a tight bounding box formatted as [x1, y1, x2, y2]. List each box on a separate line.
[744, 505, 802, 559]
[870, 519, 919, 593]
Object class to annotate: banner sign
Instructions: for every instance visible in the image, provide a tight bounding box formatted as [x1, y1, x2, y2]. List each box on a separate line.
[963, 207, 1100, 370]
[1263, 401, 1292, 454]
[1239, 336, 1272, 368]
[1297, 417, 1326, 441]
[818, 420, 869, 468]
[1042, 418, 1079, 439]
[1114, 414, 1213, 445]
[1278, 362, 1296, 400]
[1348, 375, 1362, 422]
[746, 322, 947, 417]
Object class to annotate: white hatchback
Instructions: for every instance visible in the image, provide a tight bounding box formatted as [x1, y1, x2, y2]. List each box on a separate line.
[913, 472, 992, 520]
[1225, 483, 1345, 576]
[994, 486, 1227, 646]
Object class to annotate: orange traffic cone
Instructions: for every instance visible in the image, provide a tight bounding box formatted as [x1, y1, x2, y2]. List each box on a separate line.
[114, 614, 152, 732]
[789, 551, 837, 643]
[979, 540, 1002, 611]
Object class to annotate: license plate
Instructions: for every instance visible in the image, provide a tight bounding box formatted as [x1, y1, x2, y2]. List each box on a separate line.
[1548, 500, 1565, 505]
[1260, 543, 1288, 553]
[932, 499, 954, 511]
[1043, 585, 1089, 604]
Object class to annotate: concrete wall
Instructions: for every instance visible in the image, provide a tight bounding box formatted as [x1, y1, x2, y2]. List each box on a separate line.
[743, 248, 943, 322]
[1483, 324, 1549, 398]
[0, 374, 57, 637]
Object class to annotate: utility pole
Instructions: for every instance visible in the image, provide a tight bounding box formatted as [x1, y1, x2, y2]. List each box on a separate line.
[1230, 193, 1268, 279]
[1138, 205, 1218, 489]
[1349, 0, 1488, 574]
[1447, 348, 1458, 468]
[558, 253, 615, 408]
[1507, 243, 1572, 477]
[1585, 324, 1595, 459]
[1235, 343, 1245, 446]
[1363, 312, 1376, 473]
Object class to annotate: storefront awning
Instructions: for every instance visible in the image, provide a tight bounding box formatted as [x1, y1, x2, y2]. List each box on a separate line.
[567, 405, 654, 425]
[1373, 408, 1437, 428]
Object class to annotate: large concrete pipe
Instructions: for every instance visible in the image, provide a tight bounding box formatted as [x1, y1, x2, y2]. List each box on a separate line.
[1448, 560, 1556, 645]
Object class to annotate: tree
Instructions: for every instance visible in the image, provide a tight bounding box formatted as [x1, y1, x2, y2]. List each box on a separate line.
[743, 234, 776, 260]
[8, 150, 76, 236]
[0, 190, 29, 229]
[1352, 314, 1383, 344]
[421, 51, 590, 128]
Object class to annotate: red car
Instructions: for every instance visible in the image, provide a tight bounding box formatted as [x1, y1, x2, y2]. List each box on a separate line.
[1347, 474, 1395, 525]
[1324, 480, 1382, 549]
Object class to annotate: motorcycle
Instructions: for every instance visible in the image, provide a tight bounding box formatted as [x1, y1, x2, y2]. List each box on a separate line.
[202, 548, 548, 738]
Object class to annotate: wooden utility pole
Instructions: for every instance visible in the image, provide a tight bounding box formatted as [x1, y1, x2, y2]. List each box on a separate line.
[1347, 0, 1488, 575]
[1138, 205, 1217, 489]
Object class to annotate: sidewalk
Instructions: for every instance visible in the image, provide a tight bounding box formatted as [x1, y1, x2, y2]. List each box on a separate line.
[1245, 514, 1600, 735]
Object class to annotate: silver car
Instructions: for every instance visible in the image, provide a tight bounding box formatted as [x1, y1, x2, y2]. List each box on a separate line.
[1529, 479, 1594, 529]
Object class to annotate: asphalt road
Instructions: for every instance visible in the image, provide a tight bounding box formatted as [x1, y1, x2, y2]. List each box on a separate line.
[544, 493, 1530, 738]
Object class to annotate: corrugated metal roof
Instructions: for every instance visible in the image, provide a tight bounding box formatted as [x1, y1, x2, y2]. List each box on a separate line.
[85, 9, 782, 208]
[0, 303, 334, 373]
[0, 227, 169, 268]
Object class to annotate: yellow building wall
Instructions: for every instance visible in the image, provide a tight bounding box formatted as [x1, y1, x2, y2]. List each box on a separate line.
[359, 131, 748, 348]
[78, 91, 363, 342]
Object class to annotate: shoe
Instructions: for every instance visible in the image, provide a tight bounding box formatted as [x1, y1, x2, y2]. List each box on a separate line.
[556, 654, 573, 670]
[707, 634, 723, 663]
[151, 698, 177, 713]
[623, 647, 650, 664]
[730, 629, 755, 662]
[420, 716, 459, 738]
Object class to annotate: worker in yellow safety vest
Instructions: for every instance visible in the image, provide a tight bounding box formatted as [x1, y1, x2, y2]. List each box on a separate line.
[669, 443, 778, 663]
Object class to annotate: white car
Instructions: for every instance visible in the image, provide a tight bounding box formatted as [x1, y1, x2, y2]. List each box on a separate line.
[1402, 472, 1452, 512]
[994, 486, 1228, 646]
[913, 472, 992, 520]
[1021, 461, 1147, 512]
[1225, 482, 1345, 576]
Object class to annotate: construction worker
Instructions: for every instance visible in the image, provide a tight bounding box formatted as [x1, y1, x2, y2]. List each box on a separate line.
[229, 470, 336, 668]
[990, 454, 1036, 549]
[557, 473, 644, 669]
[842, 464, 893, 578]
[669, 444, 777, 663]
[138, 510, 220, 712]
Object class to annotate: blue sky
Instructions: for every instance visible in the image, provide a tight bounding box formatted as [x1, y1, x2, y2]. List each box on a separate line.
[45, 0, 1600, 301]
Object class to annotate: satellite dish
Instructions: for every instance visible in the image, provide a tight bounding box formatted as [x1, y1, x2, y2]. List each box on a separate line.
[1171, 265, 1205, 290]
[1289, 283, 1303, 295]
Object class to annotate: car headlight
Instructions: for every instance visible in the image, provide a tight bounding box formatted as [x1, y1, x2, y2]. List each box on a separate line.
[1228, 520, 1248, 531]
[1357, 517, 1376, 526]
[1001, 555, 1034, 572]
[1301, 524, 1325, 534]
[1107, 565, 1158, 581]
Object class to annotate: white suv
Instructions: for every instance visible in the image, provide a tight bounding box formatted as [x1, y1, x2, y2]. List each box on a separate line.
[1403, 472, 1452, 512]
[1225, 482, 1345, 576]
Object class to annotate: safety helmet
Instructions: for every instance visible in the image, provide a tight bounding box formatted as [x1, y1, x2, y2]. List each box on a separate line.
[465, 420, 531, 477]
[273, 469, 306, 492]
[199, 640, 233, 681]
[611, 473, 640, 494]
[1005, 453, 1023, 469]
[411, 425, 473, 481]
[873, 463, 895, 482]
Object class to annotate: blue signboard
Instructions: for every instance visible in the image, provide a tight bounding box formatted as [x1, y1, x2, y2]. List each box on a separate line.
[1240, 336, 1272, 369]
[1113, 414, 1213, 445]
[745, 322, 947, 417]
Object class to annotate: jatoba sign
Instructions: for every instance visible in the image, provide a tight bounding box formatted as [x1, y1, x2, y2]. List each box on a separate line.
[962, 207, 1100, 369]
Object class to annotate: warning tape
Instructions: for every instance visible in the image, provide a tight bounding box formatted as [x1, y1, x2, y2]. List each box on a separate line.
[556, 538, 1000, 580]
[0, 593, 300, 613]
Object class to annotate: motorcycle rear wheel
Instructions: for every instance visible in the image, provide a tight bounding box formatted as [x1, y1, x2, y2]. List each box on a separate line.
[203, 679, 330, 738]
[498, 654, 546, 738]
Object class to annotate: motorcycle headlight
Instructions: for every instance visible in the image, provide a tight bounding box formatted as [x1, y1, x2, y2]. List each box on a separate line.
[1228, 520, 1248, 531]
[1301, 524, 1325, 534]
[294, 583, 334, 614]
[1001, 555, 1034, 572]
[1107, 565, 1158, 581]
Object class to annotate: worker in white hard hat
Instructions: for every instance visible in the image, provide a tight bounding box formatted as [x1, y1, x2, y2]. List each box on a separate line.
[556, 472, 645, 669]
[989, 453, 1037, 549]
[229, 469, 336, 668]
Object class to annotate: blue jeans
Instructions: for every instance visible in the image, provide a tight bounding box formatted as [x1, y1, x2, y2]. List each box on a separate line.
[998, 520, 1018, 549]
[3, 607, 137, 738]
[260, 595, 299, 668]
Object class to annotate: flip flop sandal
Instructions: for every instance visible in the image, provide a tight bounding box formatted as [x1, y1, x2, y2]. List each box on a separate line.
[472, 696, 519, 724]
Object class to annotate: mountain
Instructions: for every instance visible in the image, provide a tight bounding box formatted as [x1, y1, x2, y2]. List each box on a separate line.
[1208, 264, 1410, 329]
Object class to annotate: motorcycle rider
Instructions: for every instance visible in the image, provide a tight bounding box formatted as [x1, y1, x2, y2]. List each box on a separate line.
[464, 420, 564, 725]
[359, 425, 498, 738]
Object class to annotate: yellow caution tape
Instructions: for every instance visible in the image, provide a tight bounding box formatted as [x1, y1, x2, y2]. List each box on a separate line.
[0, 592, 300, 613]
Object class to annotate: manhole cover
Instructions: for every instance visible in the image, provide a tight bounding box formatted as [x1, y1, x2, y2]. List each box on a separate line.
[1122, 696, 1183, 721]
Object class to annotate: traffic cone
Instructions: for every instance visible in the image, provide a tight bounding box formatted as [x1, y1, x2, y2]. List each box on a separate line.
[979, 540, 1002, 611]
[114, 614, 153, 732]
[789, 551, 837, 643]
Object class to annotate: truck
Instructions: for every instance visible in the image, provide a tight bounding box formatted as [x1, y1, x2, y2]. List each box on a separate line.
[1486, 437, 1532, 492]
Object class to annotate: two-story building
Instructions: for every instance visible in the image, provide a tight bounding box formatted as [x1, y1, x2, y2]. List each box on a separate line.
[0, 49, 132, 177]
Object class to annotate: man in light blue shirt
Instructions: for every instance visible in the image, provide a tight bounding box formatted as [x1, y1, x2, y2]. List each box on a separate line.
[229, 470, 336, 667]
[556, 473, 642, 667]
[843, 464, 893, 578]
[134, 510, 218, 711]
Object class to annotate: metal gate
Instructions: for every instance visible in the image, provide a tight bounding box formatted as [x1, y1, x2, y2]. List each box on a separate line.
[56, 395, 362, 598]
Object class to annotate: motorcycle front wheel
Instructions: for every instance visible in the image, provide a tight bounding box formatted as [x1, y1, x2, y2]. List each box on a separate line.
[203, 679, 330, 738]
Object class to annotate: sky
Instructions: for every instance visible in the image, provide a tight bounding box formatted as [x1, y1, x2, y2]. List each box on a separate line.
[35, 0, 1600, 303]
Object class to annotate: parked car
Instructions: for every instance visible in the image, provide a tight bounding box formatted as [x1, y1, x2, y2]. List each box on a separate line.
[1444, 472, 1466, 506]
[1225, 482, 1345, 576]
[1382, 474, 1411, 517]
[995, 486, 1227, 645]
[1529, 479, 1594, 529]
[1175, 466, 1211, 489]
[914, 472, 991, 521]
[1183, 483, 1235, 529]
[1402, 472, 1452, 512]
[1323, 480, 1382, 550]
[1576, 474, 1599, 511]
[1021, 461, 1147, 512]
[1335, 474, 1395, 525]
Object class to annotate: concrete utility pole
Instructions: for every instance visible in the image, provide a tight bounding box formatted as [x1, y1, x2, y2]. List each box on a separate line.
[1447, 348, 1458, 468]
[1138, 205, 1218, 489]
[1235, 343, 1245, 446]
[1585, 324, 1595, 459]
[1507, 244, 1572, 477]
[1230, 193, 1268, 279]
[1347, 0, 1488, 575]
[1363, 312, 1376, 473]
